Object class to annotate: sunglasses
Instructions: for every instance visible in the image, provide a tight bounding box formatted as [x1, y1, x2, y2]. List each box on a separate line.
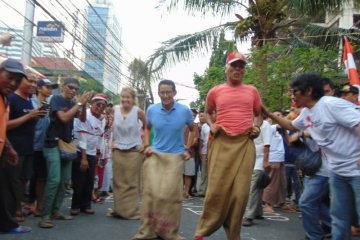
[95, 102, 106, 108]
[291, 88, 300, 95]
[230, 61, 246, 68]
[66, 85, 79, 91]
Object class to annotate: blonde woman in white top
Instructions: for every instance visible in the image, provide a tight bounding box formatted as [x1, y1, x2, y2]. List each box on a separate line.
[111, 87, 146, 219]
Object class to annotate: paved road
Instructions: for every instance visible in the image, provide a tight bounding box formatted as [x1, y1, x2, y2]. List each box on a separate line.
[2, 193, 358, 240]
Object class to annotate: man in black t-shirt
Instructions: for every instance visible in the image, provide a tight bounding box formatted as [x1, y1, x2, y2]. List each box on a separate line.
[39, 78, 92, 228]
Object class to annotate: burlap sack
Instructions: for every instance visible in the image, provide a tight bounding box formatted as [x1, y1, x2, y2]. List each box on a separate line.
[112, 149, 143, 219]
[134, 152, 185, 240]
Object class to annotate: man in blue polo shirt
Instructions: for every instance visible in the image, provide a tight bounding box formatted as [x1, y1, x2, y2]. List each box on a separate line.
[134, 79, 194, 240]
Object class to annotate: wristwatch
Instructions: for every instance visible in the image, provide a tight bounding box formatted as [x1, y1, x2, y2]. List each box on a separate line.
[77, 102, 83, 107]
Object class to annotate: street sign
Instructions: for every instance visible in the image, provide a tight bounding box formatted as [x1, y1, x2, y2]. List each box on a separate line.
[36, 21, 64, 43]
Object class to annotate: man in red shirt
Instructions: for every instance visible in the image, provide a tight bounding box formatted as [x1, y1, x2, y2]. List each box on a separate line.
[194, 51, 263, 240]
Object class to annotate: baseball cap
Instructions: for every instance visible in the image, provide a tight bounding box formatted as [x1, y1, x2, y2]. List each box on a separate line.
[37, 79, 59, 89]
[226, 51, 247, 65]
[342, 84, 359, 95]
[91, 93, 108, 103]
[0, 58, 26, 77]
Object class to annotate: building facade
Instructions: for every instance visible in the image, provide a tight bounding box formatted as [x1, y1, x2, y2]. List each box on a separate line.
[83, 0, 122, 94]
[0, 26, 59, 60]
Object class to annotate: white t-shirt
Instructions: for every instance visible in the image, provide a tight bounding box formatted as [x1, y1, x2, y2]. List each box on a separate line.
[292, 96, 360, 177]
[269, 125, 285, 162]
[200, 123, 210, 155]
[253, 121, 272, 170]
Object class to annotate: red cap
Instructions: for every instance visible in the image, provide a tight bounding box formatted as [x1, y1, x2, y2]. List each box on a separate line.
[91, 93, 108, 103]
[226, 51, 247, 64]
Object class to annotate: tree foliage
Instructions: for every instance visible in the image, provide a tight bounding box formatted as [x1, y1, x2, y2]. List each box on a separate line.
[244, 44, 342, 110]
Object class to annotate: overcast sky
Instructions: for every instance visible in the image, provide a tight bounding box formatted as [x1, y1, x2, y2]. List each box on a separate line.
[0, 0, 250, 105]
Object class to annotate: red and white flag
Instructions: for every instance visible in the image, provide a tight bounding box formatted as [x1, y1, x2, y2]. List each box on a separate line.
[343, 36, 360, 85]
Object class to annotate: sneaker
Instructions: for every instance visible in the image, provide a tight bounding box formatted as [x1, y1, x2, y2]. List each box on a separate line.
[255, 215, 264, 220]
[242, 218, 253, 227]
[194, 237, 204, 240]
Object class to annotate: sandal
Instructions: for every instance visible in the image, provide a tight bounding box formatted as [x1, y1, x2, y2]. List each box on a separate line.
[52, 213, 73, 220]
[0, 225, 32, 234]
[70, 209, 80, 216]
[39, 218, 54, 228]
[15, 213, 25, 222]
[92, 197, 104, 203]
[81, 208, 95, 214]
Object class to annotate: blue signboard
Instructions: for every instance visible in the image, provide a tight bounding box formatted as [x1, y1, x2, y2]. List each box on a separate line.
[36, 21, 64, 42]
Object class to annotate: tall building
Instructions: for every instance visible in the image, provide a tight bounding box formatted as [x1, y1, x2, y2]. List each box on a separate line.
[83, 0, 122, 94]
[0, 26, 59, 60]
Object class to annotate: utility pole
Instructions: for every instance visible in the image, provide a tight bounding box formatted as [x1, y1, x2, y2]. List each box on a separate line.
[21, 0, 35, 65]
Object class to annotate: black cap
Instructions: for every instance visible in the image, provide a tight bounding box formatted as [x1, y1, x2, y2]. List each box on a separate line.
[37, 79, 58, 89]
[0, 59, 26, 77]
[342, 85, 359, 95]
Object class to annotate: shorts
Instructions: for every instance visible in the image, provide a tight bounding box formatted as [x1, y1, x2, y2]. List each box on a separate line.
[184, 157, 195, 176]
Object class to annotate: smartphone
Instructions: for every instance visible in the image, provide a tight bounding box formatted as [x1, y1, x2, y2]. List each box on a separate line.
[39, 101, 50, 111]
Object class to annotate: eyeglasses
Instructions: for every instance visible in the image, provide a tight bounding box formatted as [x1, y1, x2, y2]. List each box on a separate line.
[159, 91, 174, 96]
[66, 85, 79, 91]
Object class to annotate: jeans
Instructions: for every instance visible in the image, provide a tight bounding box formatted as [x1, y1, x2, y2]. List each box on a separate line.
[329, 172, 360, 240]
[299, 175, 331, 240]
[285, 164, 301, 205]
[42, 147, 72, 219]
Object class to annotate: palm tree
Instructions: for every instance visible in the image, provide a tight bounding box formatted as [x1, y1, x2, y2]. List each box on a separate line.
[146, 0, 359, 74]
[128, 58, 154, 107]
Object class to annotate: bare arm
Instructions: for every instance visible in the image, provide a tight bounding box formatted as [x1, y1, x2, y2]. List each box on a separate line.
[138, 109, 147, 133]
[7, 108, 47, 130]
[262, 106, 298, 131]
[263, 145, 270, 170]
[185, 124, 195, 150]
[56, 105, 82, 123]
[253, 108, 263, 127]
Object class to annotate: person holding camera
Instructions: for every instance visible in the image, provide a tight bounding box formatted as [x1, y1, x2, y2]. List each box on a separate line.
[7, 72, 48, 222]
[27, 79, 58, 217]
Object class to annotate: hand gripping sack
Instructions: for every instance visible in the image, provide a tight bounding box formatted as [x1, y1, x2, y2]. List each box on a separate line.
[296, 134, 322, 176]
[58, 139, 77, 161]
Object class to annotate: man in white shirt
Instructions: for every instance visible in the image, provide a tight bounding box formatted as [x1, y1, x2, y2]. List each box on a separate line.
[196, 111, 213, 197]
[242, 119, 271, 226]
[263, 73, 360, 240]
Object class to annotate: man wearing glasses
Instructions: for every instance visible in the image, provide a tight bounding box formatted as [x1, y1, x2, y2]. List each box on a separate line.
[40, 78, 92, 228]
[0, 59, 32, 234]
[263, 73, 360, 240]
[194, 52, 263, 240]
[134, 79, 194, 240]
[71, 94, 107, 216]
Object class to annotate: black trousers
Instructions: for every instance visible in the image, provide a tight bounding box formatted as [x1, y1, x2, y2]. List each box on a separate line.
[0, 157, 19, 232]
[71, 153, 96, 210]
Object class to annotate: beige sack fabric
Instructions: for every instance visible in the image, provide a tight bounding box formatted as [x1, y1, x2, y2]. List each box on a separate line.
[112, 149, 143, 219]
[195, 133, 256, 240]
[134, 152, 185, 240]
